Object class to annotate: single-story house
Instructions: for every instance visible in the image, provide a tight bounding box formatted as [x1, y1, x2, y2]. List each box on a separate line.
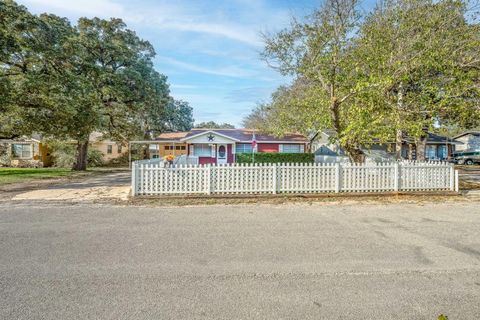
[401, 133, 458, 160]
[149, 128, 308, 165]
[88, 132, 128, 162]
[312, 131, 459, 161]
[452, 131, 480, 152]
[0, 135, 51, 167]
[0, 132, 128, 167]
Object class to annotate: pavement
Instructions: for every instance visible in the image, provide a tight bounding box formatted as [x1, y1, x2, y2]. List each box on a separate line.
[6, 170, 131, 202]
[458, 165, 480, 184]
[1, 202, 479, 319]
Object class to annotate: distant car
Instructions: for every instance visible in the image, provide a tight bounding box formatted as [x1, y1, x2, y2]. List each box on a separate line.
[453, 150, 480, 165]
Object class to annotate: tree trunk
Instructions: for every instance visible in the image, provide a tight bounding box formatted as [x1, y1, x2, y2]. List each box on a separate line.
[416, 135, 428, 162]
[142, 145, 150, 160]
[344, 144, 365, 163]
[142, 129, 151, 160]
[73, 140, 89, 171]
[329, 97, 365, 163]
[395, 129, 403, 160]
[408, 143, 414, 160]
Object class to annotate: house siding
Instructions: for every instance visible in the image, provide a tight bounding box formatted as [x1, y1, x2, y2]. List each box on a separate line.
[199, 157, 216, 165]
[91, 142, 128, 162]
[455, 134, 480, 151]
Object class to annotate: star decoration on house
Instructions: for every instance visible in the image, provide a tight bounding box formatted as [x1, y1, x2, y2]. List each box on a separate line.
[207, 134, 215, 141]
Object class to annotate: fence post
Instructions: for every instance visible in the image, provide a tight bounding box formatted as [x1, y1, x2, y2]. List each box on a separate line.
[131, 161, 136, 196]
[394, 162, 400, 192]
[455, 169, 459, 193]
[335, 163, 341, 193]
[450, 166, 455, 191]
[205, 164, 211, 195]
[272, 163, 277, 194]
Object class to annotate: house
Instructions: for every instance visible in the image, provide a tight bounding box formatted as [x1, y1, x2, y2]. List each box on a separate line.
[452, 131, 480, 152]
[0, 135, 51, 167]
[312, 131, 459, 161]
[88, 132, 128, 163]
[150, 128, 308, 164]
[0, 132, 128, 167]
[401, 133, 458, 160]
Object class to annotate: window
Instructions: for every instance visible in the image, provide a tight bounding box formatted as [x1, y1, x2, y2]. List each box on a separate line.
[236, 143, 252, 153]
[437, 145, 447, 159]
[165, 145, 185, 151]
[117, 145, 122, 153]
[426, 145, 437, 159]
[107, 145, 113, 154]
[281, 144, 304, 153]
[401, 145, 409, 159]
[12, 144, 33, 159]
[193, 144, 212, 157]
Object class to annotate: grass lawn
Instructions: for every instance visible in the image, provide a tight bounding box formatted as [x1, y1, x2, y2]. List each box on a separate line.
[0, 167, 75, 185]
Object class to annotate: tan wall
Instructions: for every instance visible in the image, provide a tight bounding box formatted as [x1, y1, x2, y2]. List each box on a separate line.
[91, 142, 128, 162]
[38, 143, 53, 167]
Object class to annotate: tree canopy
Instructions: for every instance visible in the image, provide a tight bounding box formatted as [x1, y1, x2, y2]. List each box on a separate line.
[194, 121, 235, 129]
[0, 0, 194, 169]
[255, 0, 480, 162]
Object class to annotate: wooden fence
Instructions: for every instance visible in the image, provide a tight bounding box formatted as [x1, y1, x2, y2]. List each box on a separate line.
[131, 161, 459, 196]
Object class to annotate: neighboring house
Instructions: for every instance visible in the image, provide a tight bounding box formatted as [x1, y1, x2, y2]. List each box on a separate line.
[401, 133, 458, 160]
[452, 131, 480, 152]
[0, 136, 51, 167]
[151, 128, 308, 165]
[88, 132, 128, 162]
[312, 131, 458, 161]
[0, 132, 127, 167]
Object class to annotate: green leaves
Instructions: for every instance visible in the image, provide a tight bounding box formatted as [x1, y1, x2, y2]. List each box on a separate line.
[256, 0, 479, 162]
[0, 1, 194, 168]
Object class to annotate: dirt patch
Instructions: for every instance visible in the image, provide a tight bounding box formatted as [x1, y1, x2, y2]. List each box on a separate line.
[127, 192, 469, 207]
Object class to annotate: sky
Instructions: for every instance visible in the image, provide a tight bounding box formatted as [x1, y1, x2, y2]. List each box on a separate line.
[16, 0, 325, 127]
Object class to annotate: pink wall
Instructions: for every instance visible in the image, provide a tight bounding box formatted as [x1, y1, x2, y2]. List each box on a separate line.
[258, 143, 279, 153]
[227, 144, 234, 163]
[199, 157, 216, 165]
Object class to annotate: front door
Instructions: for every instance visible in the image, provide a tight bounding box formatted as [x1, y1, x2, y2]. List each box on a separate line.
[217, 144, 227, 164]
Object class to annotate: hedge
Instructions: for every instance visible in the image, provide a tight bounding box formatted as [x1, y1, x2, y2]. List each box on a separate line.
[236, 152, 314, 164]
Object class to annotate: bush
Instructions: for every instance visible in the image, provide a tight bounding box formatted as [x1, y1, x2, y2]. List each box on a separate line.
[47, 140, 104, 168]
[236, 152, 314, 164]
[0, 143, 11, 167]
[49, 142, 76, 168]
[87, 148, 104, 167]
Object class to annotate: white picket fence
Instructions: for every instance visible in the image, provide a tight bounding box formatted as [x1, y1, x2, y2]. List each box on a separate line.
[131, 161, 459, 196]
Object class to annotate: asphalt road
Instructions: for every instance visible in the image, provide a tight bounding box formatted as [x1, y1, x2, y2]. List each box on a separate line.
[1, 202, 479, 319]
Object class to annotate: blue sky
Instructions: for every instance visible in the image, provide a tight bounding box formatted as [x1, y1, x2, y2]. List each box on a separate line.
[17, 0, 323, 126]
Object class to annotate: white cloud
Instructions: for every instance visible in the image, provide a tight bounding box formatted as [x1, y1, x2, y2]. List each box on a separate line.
[159, 21, 261, 47]
[157, 56, 256, 78]
[19, 0, 286, 47]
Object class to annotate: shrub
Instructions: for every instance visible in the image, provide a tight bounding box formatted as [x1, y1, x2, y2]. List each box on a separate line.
[87, 148, 104, 167]
[0, 143, 11, 167]
[49, 142, 76, 168]
[47, 140, 104, 168]
[236, 152, 314, 164]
